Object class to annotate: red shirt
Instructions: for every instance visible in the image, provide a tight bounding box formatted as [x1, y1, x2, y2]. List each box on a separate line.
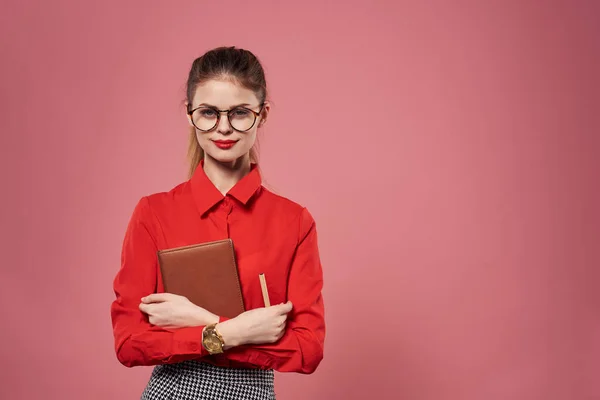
[110, 163, 325, 374]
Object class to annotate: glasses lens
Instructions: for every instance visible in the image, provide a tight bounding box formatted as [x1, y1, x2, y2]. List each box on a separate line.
[229, 108, 257, 131]
[192, 108, 218, 131]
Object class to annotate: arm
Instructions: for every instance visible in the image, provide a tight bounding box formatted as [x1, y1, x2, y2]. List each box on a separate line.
[220, 207, 326, 374]
[110, 197, 214, 367]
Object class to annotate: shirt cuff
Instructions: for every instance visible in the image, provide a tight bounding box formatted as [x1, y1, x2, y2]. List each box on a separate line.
[172, 326, 207, 355]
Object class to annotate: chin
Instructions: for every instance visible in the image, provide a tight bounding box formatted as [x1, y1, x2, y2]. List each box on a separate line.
[206, 150, 248, 164]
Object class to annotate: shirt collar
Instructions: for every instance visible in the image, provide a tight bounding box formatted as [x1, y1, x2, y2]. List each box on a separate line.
[190, 160, 263, 216]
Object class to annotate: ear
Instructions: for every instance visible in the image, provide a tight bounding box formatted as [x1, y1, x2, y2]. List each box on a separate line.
[258, 101, 271, 127]
[185, 102, 194, 127]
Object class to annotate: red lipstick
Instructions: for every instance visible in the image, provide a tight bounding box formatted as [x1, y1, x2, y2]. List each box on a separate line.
[212, 140, 237, 150]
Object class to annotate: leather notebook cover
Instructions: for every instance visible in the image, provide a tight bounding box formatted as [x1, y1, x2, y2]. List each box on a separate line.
[157, 238, 245, 319]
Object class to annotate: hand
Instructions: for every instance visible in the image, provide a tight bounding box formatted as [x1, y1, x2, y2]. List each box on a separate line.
[218, 301, 293, 348]
[139, 293, 219, 329]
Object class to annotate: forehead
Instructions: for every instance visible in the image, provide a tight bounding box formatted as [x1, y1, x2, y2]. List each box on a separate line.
[192, 79, 259, 108]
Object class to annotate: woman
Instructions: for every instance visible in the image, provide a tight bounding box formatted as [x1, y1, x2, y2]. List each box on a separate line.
[110, 46, 326, 400]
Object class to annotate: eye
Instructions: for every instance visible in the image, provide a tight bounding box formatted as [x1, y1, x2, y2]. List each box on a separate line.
[198, 108, 217, 117]
[231, 108, 251, 117]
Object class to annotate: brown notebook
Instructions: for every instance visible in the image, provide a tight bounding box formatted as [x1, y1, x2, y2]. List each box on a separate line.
[157, 238, 246, 319]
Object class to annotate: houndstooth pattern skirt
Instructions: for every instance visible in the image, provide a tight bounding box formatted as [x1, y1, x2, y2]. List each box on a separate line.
[140, 360, 275, 400]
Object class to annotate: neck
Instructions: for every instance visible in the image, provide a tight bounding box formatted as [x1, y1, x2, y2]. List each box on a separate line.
[202, 154, 252, 196]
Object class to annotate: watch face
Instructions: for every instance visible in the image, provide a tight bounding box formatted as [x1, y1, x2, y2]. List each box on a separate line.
[205, 335, 222, 352]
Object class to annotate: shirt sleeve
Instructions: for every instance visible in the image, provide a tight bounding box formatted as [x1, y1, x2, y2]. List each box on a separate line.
[224, 207, 326, 374]
[110, 196, 211, 367]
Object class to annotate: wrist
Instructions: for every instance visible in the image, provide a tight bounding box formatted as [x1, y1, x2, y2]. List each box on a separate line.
[192, 308, 219, 326]
[216, 319, 244, 349]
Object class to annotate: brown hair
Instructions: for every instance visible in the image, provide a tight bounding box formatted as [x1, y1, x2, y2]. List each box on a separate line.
[185, 46, 268, 178]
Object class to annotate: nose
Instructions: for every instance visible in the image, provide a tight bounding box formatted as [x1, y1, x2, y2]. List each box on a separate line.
[216, 113, 233, 134]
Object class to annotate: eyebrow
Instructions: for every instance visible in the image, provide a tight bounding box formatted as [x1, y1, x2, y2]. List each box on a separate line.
[196, 103, 252, 109]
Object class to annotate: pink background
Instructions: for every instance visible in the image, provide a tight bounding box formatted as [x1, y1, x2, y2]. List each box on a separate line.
[1, 1, 599, 399]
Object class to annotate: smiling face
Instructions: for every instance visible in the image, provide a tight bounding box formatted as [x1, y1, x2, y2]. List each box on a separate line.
[187, 78, 269, 166]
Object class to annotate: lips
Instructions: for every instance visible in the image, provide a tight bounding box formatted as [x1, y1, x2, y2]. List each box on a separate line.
[212, 140, 238, 150]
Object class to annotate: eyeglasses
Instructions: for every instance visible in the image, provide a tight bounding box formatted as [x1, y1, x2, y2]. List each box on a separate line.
[187, 103, 265, 132]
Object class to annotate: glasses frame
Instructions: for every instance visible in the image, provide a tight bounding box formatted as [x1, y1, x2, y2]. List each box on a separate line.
[187, 103, 265, 132]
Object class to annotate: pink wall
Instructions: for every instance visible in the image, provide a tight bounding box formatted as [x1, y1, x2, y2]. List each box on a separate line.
[1, 1, 599, 399]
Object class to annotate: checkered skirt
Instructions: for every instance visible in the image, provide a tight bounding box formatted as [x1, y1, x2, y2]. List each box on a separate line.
[140, 360, 275, 400]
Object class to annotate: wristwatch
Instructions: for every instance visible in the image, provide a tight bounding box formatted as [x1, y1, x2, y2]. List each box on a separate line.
[202, 323, 225, 355]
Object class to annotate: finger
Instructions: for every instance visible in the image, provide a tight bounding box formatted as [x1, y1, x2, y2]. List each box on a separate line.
[276, 301, 293, 314]
[275, 328, 286, 341]
[139, 303, 151, 313]
[141, 293, 175, 304]
[150, 317, 170, 327]
[140, 302, 160, 315]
